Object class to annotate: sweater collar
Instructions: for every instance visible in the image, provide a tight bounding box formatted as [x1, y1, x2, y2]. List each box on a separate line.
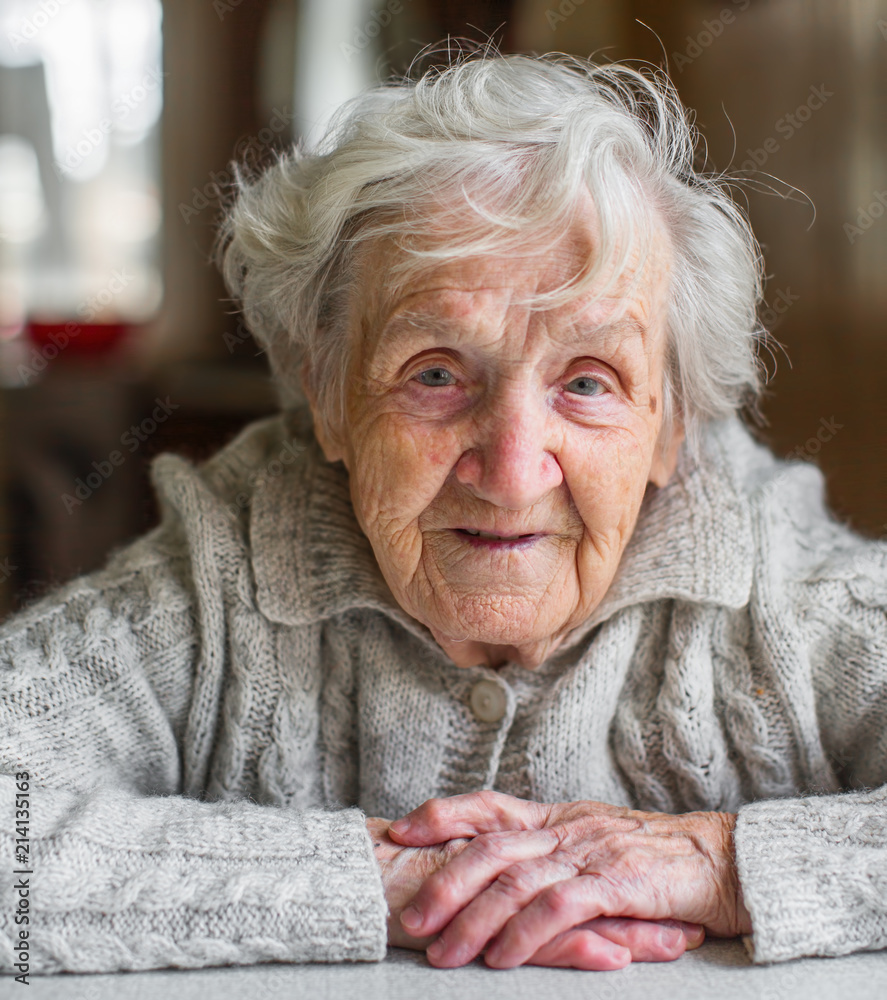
[251, 416, 757, 632]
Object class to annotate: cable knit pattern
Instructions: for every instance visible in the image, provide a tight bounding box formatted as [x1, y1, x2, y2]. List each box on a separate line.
[1, 409, 885, 973]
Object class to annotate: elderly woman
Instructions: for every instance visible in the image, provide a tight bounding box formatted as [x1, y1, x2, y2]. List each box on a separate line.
[2, 53, 886, 977]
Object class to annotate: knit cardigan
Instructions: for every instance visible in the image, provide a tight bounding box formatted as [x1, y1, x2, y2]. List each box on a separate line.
[1, 410, 886, 975]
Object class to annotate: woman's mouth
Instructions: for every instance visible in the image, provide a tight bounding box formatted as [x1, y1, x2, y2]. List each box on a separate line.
[454, 528, 541, 547]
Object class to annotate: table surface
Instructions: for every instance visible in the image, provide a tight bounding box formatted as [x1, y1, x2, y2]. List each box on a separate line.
[13, 939, 887, 1000]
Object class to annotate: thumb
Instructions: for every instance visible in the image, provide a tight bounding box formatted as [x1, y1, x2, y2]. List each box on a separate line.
[388, 792, 545, 845]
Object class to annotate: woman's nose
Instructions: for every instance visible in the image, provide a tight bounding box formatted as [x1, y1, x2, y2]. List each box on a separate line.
[453, 400, 563, 510]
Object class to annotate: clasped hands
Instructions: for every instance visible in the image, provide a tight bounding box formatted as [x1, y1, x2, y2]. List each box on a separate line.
[368, 790, 751, 971]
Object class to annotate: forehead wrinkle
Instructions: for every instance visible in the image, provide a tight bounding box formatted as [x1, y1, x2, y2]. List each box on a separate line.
[559, 316, 649, 349]
[360, 241, 668, 372]
[382, 309, 468, 346]
[375, 296, 521, 357]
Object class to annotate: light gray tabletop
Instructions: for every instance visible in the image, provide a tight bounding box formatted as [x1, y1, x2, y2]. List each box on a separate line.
[13, 939, 887, 1000]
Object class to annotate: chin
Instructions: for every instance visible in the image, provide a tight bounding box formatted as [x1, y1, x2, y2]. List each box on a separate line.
[431, 594, 563, 646]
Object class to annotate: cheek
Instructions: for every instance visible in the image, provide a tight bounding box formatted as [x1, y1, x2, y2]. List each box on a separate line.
[347, 416, 464, 526]
[563, 424, 656, 532]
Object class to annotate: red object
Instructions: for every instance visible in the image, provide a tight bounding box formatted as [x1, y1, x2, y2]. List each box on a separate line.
[27, 320, 131, 355]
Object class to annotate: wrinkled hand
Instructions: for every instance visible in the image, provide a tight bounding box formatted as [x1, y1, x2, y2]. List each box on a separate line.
[386, 791, 750, 970]
[370, 807, 707, 971]
[368, 816, 470, 949]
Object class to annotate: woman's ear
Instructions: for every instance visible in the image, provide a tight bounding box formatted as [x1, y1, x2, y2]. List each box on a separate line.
[648, 420, 684, 488]
[301, 361, 346, 465]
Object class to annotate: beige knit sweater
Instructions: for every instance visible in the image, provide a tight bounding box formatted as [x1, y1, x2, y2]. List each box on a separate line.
[1, 410, 885, 974]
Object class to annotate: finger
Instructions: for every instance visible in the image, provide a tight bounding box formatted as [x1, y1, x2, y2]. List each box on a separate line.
[525, 927, 631, 971]
[577, 917, 689, 963]
[400, 829, 560, 937]
[525, 920, 702, 970]
[432, 907, 697, 970]
[675, 921, 706, 950]
[389, 791, 547, 845]
[485, 874, 631, 969]
[424, 854, 571, 966]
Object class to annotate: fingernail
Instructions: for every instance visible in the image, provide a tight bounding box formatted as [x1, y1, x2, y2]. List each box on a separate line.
[426, 937, 445, 959]
[401, 905, 422, 930]
[390, 818, 410, 835]
[612, 945, 632, 967]
[660, 927, 683, 949]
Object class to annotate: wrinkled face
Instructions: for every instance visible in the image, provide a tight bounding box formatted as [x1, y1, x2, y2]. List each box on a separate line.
[311, 210, 678, 668]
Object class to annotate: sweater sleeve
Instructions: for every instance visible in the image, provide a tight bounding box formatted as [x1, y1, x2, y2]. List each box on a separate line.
[735, 785, 887, 963]
[0, 529, 387, 975]
[735, 520, 887, 963]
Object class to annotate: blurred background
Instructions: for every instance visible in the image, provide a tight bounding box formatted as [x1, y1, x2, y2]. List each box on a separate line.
[0, 0, 885, 616]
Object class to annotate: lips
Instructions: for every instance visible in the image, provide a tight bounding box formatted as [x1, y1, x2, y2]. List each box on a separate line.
[452, 527, 545, 549]
[459, 528, 537, 541]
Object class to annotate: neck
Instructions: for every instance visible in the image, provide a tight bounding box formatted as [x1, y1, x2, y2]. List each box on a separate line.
[432, 632, 568, 670]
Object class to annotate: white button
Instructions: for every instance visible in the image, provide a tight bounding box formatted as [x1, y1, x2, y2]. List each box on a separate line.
[469, 680, 507, 723]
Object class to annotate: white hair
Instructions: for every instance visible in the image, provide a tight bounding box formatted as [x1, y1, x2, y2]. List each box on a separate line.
[218, 52, 765, 453]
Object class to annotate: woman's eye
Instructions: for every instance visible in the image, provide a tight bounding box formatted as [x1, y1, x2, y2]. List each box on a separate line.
[415, 367, 456, 387]
[564, 375, 605, 397]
